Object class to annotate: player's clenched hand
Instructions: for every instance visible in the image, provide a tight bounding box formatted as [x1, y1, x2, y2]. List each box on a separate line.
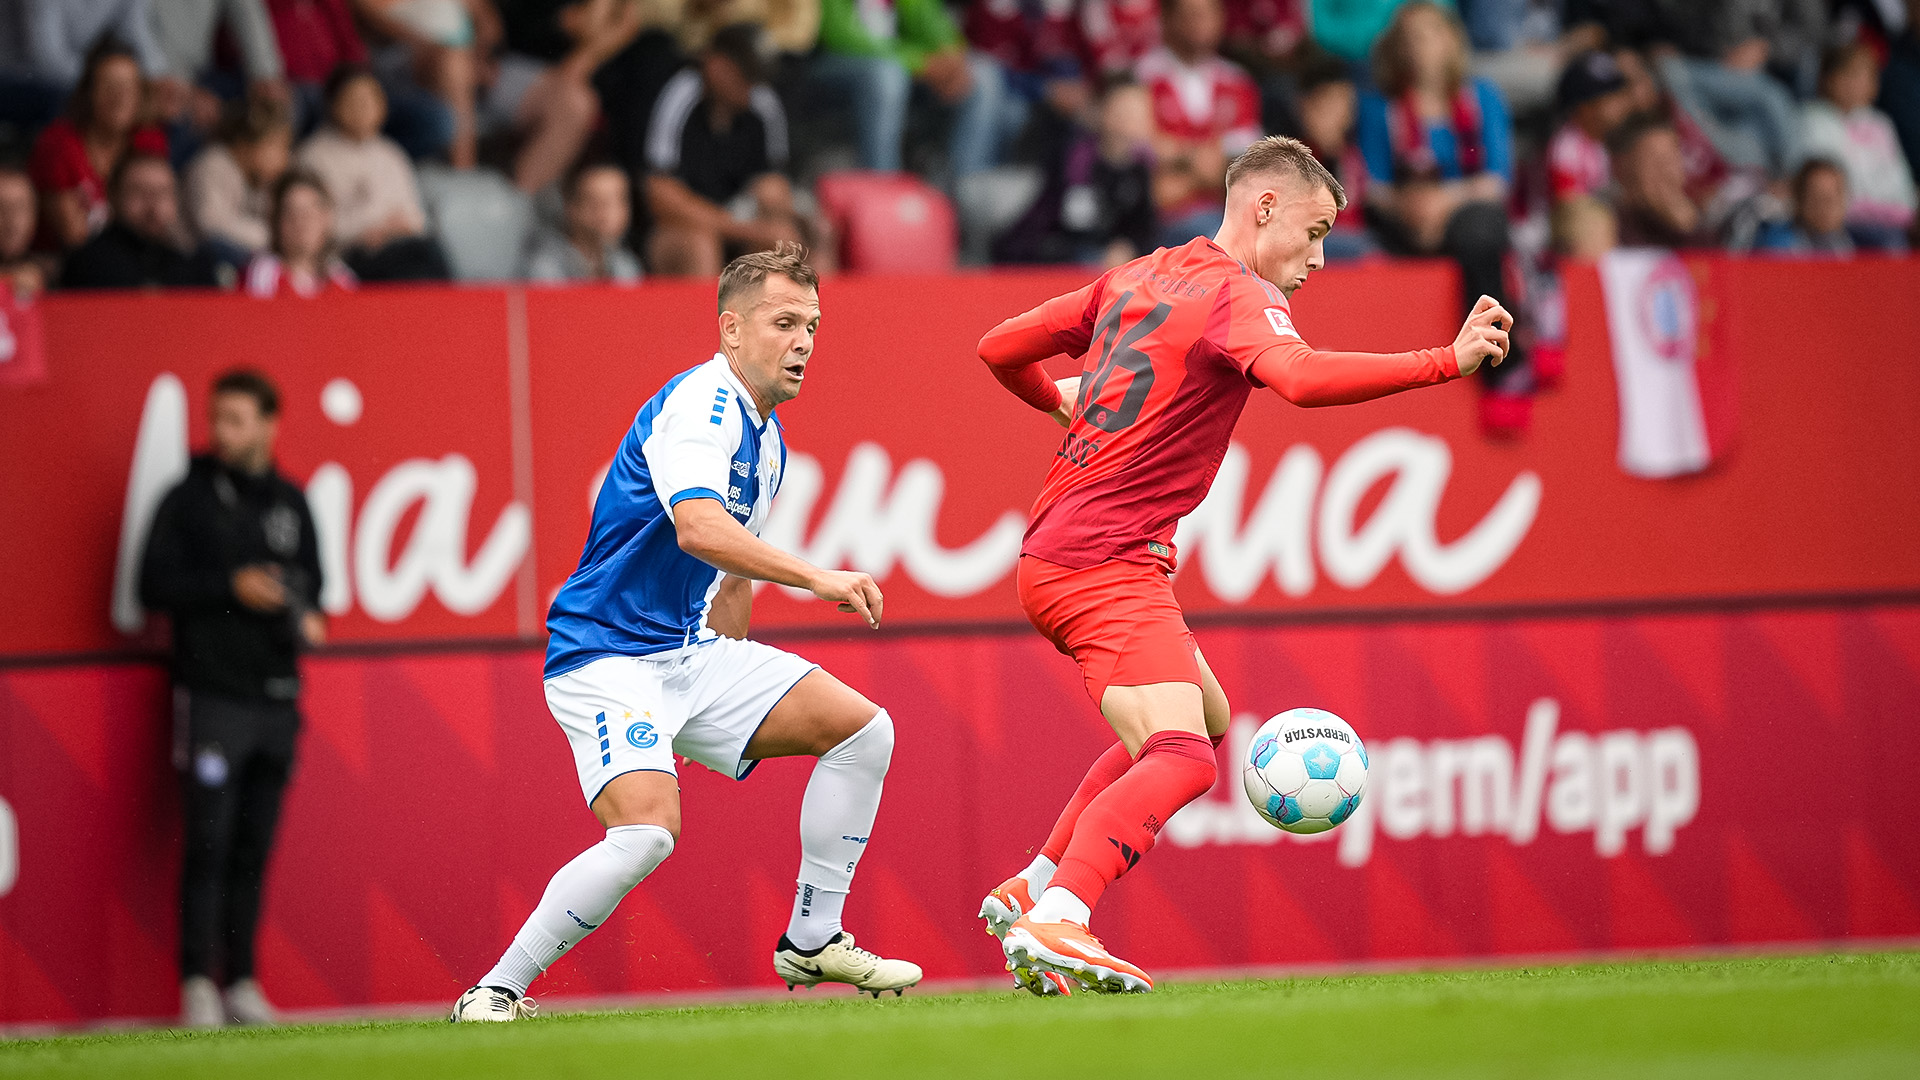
[1049, 377, 1081, 427]
[810, 569, 884, 629]
[1452, 295, 1512, 377]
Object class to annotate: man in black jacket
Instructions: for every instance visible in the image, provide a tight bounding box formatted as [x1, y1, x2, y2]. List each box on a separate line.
[140, 369, 323, 1028]
[60, 152, 225, 291]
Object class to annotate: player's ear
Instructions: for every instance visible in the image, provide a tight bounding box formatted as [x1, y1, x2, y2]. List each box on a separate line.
[718, 308, 742, 349]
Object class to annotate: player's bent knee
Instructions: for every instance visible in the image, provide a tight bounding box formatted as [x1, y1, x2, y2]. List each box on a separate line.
[822, 708, 893, 774]
[603, 823, 675, 891]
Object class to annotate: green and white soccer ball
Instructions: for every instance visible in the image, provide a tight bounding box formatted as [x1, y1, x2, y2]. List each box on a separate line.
[1243, 708, 1368, 834]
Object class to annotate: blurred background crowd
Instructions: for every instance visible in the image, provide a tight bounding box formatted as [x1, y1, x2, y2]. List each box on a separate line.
[1, 0, 1916, 419]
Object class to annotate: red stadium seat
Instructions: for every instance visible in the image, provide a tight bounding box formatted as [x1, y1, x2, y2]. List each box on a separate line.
[814, 171, 958, 274]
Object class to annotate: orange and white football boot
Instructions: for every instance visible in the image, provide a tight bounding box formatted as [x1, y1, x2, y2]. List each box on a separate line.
[1002, 915, 1154, 994]
[977, 874, 1039, 939]
[980, 875, 1075, 996]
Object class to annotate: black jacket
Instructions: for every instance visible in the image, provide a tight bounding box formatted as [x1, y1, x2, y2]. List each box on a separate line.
[60, 222, 223, 290]
[139, 455, 323, 702]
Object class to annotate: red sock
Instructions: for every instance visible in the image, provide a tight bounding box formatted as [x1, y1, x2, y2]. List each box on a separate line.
[1040, 734, 1225, 864]
[1050, 731, 1217, 909]
[1040, 742, 1134, 864]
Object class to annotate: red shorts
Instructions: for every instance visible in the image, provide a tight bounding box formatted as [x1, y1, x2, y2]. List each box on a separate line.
[1017, 554, 1201, 704]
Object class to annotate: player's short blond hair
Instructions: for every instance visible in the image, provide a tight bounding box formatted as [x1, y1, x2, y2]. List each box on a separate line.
[1225, 136, 1348, 211]
[718, 241, 819, 314]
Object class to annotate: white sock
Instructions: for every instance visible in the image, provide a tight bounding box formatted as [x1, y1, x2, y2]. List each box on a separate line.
[480, 823, 674, 996]
[786, 883, 849, 951]
[1027, 886, 1092, 927]
[790, 710, 893, 944]
[1019, 854, 1057, 892]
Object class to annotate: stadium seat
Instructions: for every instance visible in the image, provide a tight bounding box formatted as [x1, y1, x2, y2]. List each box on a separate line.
[955, 165, 1044, 266]
[417, 166, 534, 282]
[814, 171, 958, 274]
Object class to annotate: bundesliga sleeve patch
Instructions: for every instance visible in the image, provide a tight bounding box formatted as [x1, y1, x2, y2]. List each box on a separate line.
[1264, 307, 1300, 340]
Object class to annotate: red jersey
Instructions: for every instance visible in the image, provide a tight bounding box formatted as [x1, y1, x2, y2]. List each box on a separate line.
[1136, 47, 1263, 153]
[28, 119, 169, 251]
[1547, 123, 1608, 202]
[979, 237, 1459, 570]
[242, 255, 358, 298]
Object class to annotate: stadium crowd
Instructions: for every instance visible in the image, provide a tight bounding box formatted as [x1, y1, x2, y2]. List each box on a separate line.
[3, 1, 1918, 406]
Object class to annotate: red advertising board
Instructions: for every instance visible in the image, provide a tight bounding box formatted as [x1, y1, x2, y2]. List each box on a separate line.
[2, 604, 1917, 1023]
[1, 261, 1917, 658]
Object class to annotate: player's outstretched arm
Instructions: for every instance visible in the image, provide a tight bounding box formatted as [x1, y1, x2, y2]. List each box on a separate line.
[674, 498, 884, 629]
[1246, 296, 1511, 407]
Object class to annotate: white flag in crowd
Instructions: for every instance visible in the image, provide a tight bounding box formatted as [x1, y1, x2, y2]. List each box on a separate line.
[1598, 249, 1731, 478]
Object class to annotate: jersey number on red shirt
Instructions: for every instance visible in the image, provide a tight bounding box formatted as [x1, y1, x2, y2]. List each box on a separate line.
[1081, 291, 1171, 434]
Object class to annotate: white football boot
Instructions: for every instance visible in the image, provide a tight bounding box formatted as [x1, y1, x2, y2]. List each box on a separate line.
[449, 985, 539, 1022]
[773, 932, 923, 997]
[224, 978, 280, 1025]
[180, 976, 225, 1028]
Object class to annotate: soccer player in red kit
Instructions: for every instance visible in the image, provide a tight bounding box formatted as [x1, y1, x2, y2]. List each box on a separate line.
[975, 136, 1512, 994]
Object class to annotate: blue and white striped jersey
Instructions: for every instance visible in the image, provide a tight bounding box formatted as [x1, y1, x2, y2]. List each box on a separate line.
[545, 353, 787, 678]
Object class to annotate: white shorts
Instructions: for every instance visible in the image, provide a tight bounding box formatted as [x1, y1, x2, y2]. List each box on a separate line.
[545, 637, 818, 805]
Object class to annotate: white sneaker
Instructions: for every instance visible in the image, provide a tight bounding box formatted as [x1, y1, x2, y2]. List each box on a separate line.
[224, 978, 279, 1025]
[449, 985, 539, 1022]
[773, 932, 923, 997]
[181, 976, 225, 1028]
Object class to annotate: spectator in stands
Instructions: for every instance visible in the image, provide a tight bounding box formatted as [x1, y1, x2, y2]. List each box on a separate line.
[1292, 56, 1373, 258]
[1139, 0, 1264, 246]
[966, 0, 1093, 145]
[1547, 50, 1632, 205]
[1608, 113, 1713, 248]
[813, 0, 1016, 177]
[1757, 158, 1857, 256]
[0, 1, 177, 136]
[352, 0, 503, 170]
[1550, 191, 1616, 260]
[1882, 4, 1920, 214]
[29, 39, 171, 252]
[297, 65, 449, 280]
[185, 97, 295, 262]
[147, 0, 290, 163]
[243, 170, 359, 295]
[59, 152, 226, 288]
[1220, 0, 1312, 134]
[0, 167, 47, 295]
[485, 0, 646, 193]
[994, 78, 1157, 266]
[645, 24, 812, 275]
[1357, 2, 1522, 374]
[1802, 43, 1916, 252]
[1309, 0, 1411, 65]
[149, 1, 287, 98]
[139, 368, 323, 1030]
[1614, 47, 1749, 214]
[265, 0, 455, 158]
[1654, 1, 1814, 178]
[1080, 0, 1161, 78]
[524, 160, 643, 281]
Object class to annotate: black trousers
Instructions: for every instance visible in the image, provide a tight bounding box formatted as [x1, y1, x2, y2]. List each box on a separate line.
[177, 690, 300, 984]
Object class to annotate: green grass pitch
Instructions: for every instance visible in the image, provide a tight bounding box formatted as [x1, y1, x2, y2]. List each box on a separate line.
[6, 951, 1918, 1080]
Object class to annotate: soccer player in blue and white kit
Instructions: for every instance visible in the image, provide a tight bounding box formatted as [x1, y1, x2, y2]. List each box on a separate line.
[452, 244, 921, 1021]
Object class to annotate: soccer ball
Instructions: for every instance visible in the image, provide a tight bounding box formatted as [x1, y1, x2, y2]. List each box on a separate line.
[1243, 708, 1368, 834]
